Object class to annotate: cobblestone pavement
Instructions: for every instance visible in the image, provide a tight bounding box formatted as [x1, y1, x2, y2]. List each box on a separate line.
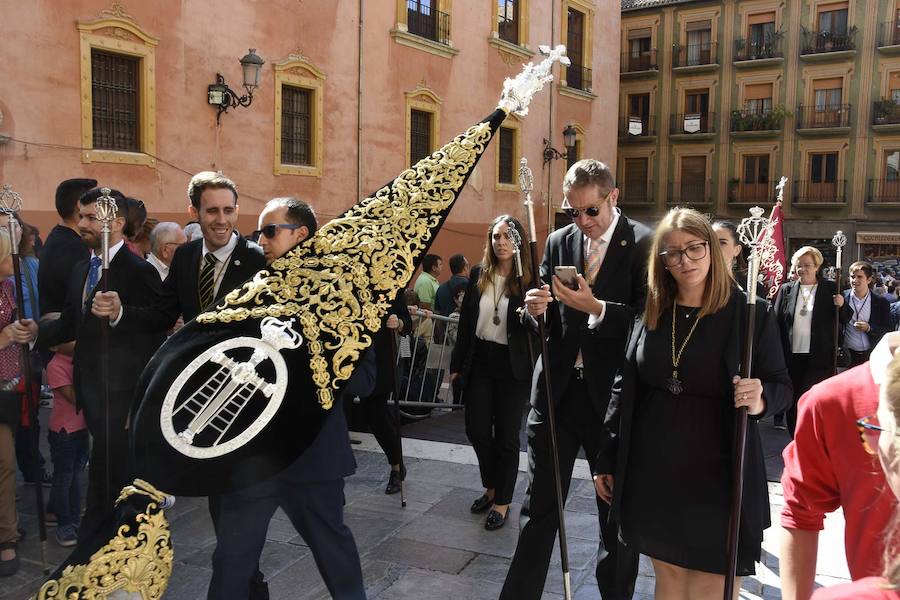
[6, 425, 850, 600]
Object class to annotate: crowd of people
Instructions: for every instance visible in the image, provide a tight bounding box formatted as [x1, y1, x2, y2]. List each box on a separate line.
[0, 159, 897, 600]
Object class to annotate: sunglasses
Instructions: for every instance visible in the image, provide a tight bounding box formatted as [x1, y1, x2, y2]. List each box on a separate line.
[253, 223, 301, 240]
[857, 415, 888, 455]
[562, 191, 613, 219]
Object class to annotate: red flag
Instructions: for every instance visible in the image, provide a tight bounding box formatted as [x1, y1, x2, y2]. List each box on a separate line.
[756, 202, 787, 300]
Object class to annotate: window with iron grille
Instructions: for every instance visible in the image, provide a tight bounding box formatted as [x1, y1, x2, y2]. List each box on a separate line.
[91, 49, 140, 152]
[498, 126, 515, 184]
[410, 109, 432, 166]
[498, 0, 519, 44]
[281, 85, 313, 166]
[567, 8, 586, 90]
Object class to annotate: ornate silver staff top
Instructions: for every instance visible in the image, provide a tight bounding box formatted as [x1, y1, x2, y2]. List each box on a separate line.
[737, 206, 773, 304]
[95, 187, 119, 270]
[0, 184, 24, 254]
[832, 230, 846, 274]
[519, 158, 538, 241]
[775, 176, 787, 203]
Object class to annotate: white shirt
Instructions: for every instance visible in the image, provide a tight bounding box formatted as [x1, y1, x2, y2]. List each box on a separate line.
[146, 252, 169, 281]
[791, 283, 817, 354]
[85, 239, 125, 301]
[202, 233, 238, 298]
[475, 275, 509, 345]
[846, 290, 873, 351]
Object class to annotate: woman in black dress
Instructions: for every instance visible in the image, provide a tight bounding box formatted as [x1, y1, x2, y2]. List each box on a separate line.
[450, 215, 534, 531]
[594, 208, 790, 598]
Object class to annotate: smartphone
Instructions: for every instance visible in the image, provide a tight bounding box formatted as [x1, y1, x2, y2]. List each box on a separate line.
[554, 265, 579, 290]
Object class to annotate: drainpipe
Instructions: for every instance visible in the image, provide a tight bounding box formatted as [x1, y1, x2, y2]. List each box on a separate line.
[357, 0, 364, 201]
[545, 0, 557, 234]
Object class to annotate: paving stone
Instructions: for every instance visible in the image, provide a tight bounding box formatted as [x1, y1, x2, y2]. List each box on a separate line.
[458, 553, 510, 585]
[156, 562, 212, 599]
[563, 510, 601, 542]
[565, 493, 600, 514]
[374, 567, 503, 600]
[259, 540, 311, 579]
[403, 458, 484, 490]
[394, 513, 519, 558]
[369, 538, 475, 574]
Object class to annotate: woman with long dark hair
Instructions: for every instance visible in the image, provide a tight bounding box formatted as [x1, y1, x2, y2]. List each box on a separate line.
[450, 215, 534, 531]
[772, 246, 843, 436]
[594, 208, 790, 598]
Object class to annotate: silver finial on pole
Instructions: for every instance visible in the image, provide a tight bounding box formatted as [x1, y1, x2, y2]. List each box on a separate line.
[832, 230, 846, 274]
[737, 206, 773, 305]
[519, 158, 537, 241]
[95, 187, 118, 271]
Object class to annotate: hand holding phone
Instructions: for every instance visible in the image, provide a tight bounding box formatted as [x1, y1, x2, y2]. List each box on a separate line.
[554, 266, 579, 291]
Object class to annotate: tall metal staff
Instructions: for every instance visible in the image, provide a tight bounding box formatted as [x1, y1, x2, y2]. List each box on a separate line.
[831, 230, 847, 375]
[519, 158, 572, 600]
[0, 184, 49, 574]
[725, 195, 779, 599]
[505, 219, 536, 367]
[95, 188, 118, 507]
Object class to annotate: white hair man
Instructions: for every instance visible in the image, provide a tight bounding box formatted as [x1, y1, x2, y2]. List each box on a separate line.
[146, 221, 188, 281]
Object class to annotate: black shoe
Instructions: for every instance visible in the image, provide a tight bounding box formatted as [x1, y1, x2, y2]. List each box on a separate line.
[385, 464, 406, 495]
[249, 570, 269, 600]
[0, 544, 19, 578]
[470, 493, 493, 514]
[485, 509, 507, 531]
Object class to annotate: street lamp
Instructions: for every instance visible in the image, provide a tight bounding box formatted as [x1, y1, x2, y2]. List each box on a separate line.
[208, 48, 265, 124]
[542, 124, 578, 165]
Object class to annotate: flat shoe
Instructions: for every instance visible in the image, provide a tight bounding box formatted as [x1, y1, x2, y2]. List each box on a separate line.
[485, 509, 507, 531]
[385, 464, 406, 495]
[470, 494, 493, 514]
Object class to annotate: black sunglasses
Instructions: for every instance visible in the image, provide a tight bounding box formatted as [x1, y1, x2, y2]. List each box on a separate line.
[253, 223, 301, 240]
[562, 190, 613, 219]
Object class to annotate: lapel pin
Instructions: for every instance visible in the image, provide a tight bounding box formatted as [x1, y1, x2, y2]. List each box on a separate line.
[234, 259, 241, 266]
[620, 240, 627, 247]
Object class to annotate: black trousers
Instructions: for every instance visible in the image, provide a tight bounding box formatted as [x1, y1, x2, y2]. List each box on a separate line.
[500, 375, 638, 600]
[463, 340, 528, 505]
[208, 478, 364, 600]
[848, 348, 871, 368]
[787, 354, 833, 437]
[360, 392, 402, 466]
[79, 406, 131, 543]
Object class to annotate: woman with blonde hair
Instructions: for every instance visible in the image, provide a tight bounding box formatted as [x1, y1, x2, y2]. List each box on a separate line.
[772, 246, 844, 436]
[0, 229, 28, 576]
[450, 215, 535, 530]
[594, 207, 790, 599]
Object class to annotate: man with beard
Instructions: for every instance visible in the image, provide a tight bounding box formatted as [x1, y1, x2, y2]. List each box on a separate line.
[10, 187, 165, 541]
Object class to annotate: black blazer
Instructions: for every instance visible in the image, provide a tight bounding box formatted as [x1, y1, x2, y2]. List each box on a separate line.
[532, 217, 652, 415]
[37, 225, 90, 315]
[450, 264, 535, 383]
[595, 291, 791, 545]
[38, 245, 166, 418]
[773, 278, 838, 370]
[371, 297, 413, 395]
[120, 235, 265, 331]
[839, 290, 893, 349]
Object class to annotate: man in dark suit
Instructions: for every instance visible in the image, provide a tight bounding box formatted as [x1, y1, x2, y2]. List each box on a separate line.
[206, 197, 373, 600]
[12, 187, 166, 542]
[840, 261, 894, 367]
[500, 160, 650, 600]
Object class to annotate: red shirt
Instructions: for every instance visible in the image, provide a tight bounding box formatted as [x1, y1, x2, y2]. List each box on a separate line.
[47, 353, 85, 434]
[811, 577, 900, 599]
[781, 364, 897, 580]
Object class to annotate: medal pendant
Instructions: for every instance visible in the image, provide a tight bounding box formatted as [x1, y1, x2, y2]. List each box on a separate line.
[799, 306, 808, 316]
[667, 371, 683, 395]
[492, 312, 501, 326]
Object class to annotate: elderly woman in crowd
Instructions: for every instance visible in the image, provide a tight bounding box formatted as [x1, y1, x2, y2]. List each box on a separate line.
[594, 207, 790, 599]
[450, 215, 534, 531]
[773, 246, 843, 437]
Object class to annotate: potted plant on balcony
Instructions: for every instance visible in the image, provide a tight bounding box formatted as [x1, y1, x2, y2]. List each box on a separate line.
[873, 98, 896, 125]
[764, 105, 790, 130]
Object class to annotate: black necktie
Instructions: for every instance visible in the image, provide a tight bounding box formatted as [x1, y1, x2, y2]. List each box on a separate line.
[198, 253, 218, 309]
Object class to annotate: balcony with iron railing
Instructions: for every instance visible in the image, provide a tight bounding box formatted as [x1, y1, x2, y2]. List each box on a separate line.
[867, 179, 900, 205]
[728, 181, 776, 205]
[669, 112, 716, 138]
[620, 50, 658, 75]
[672, 41, 719, 70]
[668, 181, 713, 206]
[792, 180, 847, 206]
[800, 26, 857, 59]
[565, 64, 593, 93]
[733, 36, 784, 64]
[618, 115, 656, 140]
[872, 100, 900, 130]
[730, 107, 785, 136]
[621, 182, 655, 206]
[795, 104, 852, 133]
[877, 20, 900, 52]
[407, 3, 451, 46]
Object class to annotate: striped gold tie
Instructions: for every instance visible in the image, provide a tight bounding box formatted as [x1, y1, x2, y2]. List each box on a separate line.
[586, 239, 604, 285]
[198, 253, 218, 309]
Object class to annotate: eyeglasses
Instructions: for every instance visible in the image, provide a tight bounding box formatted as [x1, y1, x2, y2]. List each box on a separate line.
[659, 241, 709, 267]
[857, 415, 893, 455]
[253, 223, 301, 240]
[562, 190, 613, 219]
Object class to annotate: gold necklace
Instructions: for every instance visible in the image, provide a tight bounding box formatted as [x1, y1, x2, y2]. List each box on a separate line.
[668, 302, 703, 395]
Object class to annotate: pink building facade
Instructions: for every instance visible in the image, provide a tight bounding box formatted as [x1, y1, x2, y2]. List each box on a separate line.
[0, 0, 620, 263]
